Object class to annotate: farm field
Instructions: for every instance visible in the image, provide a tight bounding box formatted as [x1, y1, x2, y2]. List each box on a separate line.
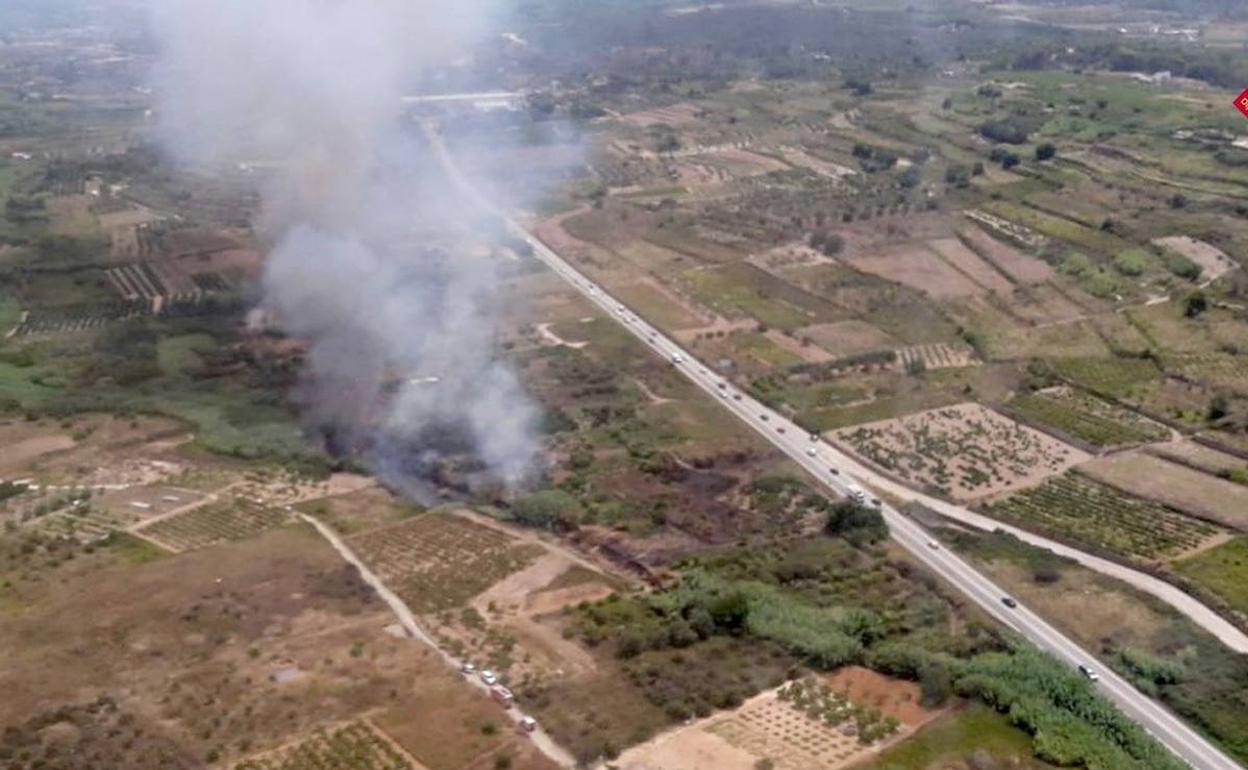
[1078, 452, 1248, 531]
[614, 672, 923, 770]
[1174, 537, 1248, 620]
[346, 512, 546, 614]
[856, 705, 1049, 770]
[1050, 357, 1163, 402]
[983, 472, 1225, 562]
[1008, 387, 1169, 449]
[233, 721, 416, 770]
[1146, 441, 1248, 481]
[136, 496, 293, 552]
[834, 403, 1087, 501]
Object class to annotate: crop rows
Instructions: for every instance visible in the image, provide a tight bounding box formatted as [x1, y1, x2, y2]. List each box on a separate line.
[1051, 357, 1161, 401]
[34, 505, 127, 543]
[348, 513, 546, 614]
[234, 721, 414, 770]
[777, 677, 900, 745]
[138, 497, 291, 551]
[1162, 353, 1248, 396]
[986, 472, 1221, 561]
[1011, 389, 1168, 448]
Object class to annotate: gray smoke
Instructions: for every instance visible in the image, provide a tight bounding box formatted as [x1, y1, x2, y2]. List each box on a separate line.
[148, 0, 540, 486]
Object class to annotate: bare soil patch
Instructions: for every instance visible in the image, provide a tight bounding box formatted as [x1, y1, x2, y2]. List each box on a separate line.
[1078, 452, 1248, 531]
[1152, 236, 1236, 282]
[822, 666, 936, 728]
[958, 225, 1052, 284]
[799, 320, 897, 359]
[927, 237, 1015, 293]
[845, 245, 984, 299]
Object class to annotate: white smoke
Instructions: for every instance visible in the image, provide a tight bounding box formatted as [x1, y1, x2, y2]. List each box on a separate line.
[148, 0, 541, 486]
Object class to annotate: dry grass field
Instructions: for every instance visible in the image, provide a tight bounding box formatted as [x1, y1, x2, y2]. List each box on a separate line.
[1078, 452, 1248, 531]
[346, 513, 547, 614]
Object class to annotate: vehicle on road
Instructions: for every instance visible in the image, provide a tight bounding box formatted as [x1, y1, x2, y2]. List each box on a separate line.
[1002, 596, 1018, 608]
[828, 467, 840, 475]
[870, 497, 881, 507]
[732, 394, 742, 400]
[491, 685, 514, 706]
[806, 447, 817, 457]
[809, 433, 819, 442]
[846, 484, 866, 503]
[927, 540, 940, 550]
[777, 426, 785, 433]
[519, 716, 537, 733]
[759, 414, 768, 421]
[480, 670, 498, 686]
[461, 661, 476, 675]
[671, 354, 684, 364]
[1078, 664, 1100, 682]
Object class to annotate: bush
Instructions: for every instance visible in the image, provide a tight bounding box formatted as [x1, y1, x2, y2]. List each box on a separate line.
[824, 500, 888, 546]
[1035, 143, 1057, 161]
[511, 489, 582, 530]
[978, 119, 1030, 145]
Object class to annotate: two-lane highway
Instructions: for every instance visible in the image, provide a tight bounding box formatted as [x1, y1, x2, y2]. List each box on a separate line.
[425, 122, 1243, 770]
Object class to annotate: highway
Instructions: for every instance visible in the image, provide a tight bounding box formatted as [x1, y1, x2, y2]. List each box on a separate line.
[424, 123, 1244, 770]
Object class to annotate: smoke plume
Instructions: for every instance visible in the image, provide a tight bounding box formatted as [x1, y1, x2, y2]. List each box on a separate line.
[148, 0, 541, 488]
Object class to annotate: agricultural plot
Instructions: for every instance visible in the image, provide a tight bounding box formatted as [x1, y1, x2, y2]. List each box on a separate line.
[347, 513, 545, 614]
[957, 223, 1052, 283]
[1078, 452, 1248, 531]
[896, 343, 977, 371]
[984, 472, 1224, 562]
[1147, 441, 1248, 480]
[617, 676, 910, 770]
[834, 403, 1087, 501]
[1050, 357, 1162, 401]
[1009, 387, 1169, 449]
[234, 721, 416, 770]
[136, 497, 292, 552]
[845, 245, 984, 299]
[1152, 236, 1236, 281]
[30, 504, 127, 543]
[1161, 353, 1248, 396]
[926, 237, 1015, 294]
[1174, 537, 1248, 619]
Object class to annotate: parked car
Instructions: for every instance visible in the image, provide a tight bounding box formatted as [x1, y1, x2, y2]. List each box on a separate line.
[480, 670, 498, 686]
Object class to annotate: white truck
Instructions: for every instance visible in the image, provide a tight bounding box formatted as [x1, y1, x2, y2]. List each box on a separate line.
[846, 484, 867, 504]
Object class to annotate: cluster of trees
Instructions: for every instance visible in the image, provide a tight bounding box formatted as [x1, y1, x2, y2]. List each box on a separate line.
[869, 641, 1188, 770]
[823, 500, 888, 546]
[978, 119, 1031, 145]
[808, 230, 844, 257]
[852, 143, 898, 173]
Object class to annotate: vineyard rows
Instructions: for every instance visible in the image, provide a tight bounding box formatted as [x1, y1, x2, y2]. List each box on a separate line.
[1011, 389, 1168, 448]
[233, 722, 414, 770]
[138, 497, 291, 551]
[348, 513, 545, 614]
[1051, 357, 1161, 401]
[986, 472, 1221, 561]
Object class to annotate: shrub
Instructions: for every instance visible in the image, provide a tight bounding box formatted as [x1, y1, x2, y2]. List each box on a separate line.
[1035, 142, 1057, 161]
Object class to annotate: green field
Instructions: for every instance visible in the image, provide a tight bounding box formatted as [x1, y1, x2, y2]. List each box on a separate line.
[985, 472, 1221, 562]
[860, 705, 1049, 770]
[1010, 390, 1169, 448]
[1175, 537, 1248, 618]
[1050, 357, 1162, 401]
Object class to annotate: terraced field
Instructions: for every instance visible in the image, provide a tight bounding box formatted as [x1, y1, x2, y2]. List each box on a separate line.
[347, 513, 546, 614]
[1051, 357, 1162, 401]
[234, 721, 415, 770]
[985, 472, 1223, 561]
[137, 497, 292, 551]
[1010, 388, 1169, 449]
